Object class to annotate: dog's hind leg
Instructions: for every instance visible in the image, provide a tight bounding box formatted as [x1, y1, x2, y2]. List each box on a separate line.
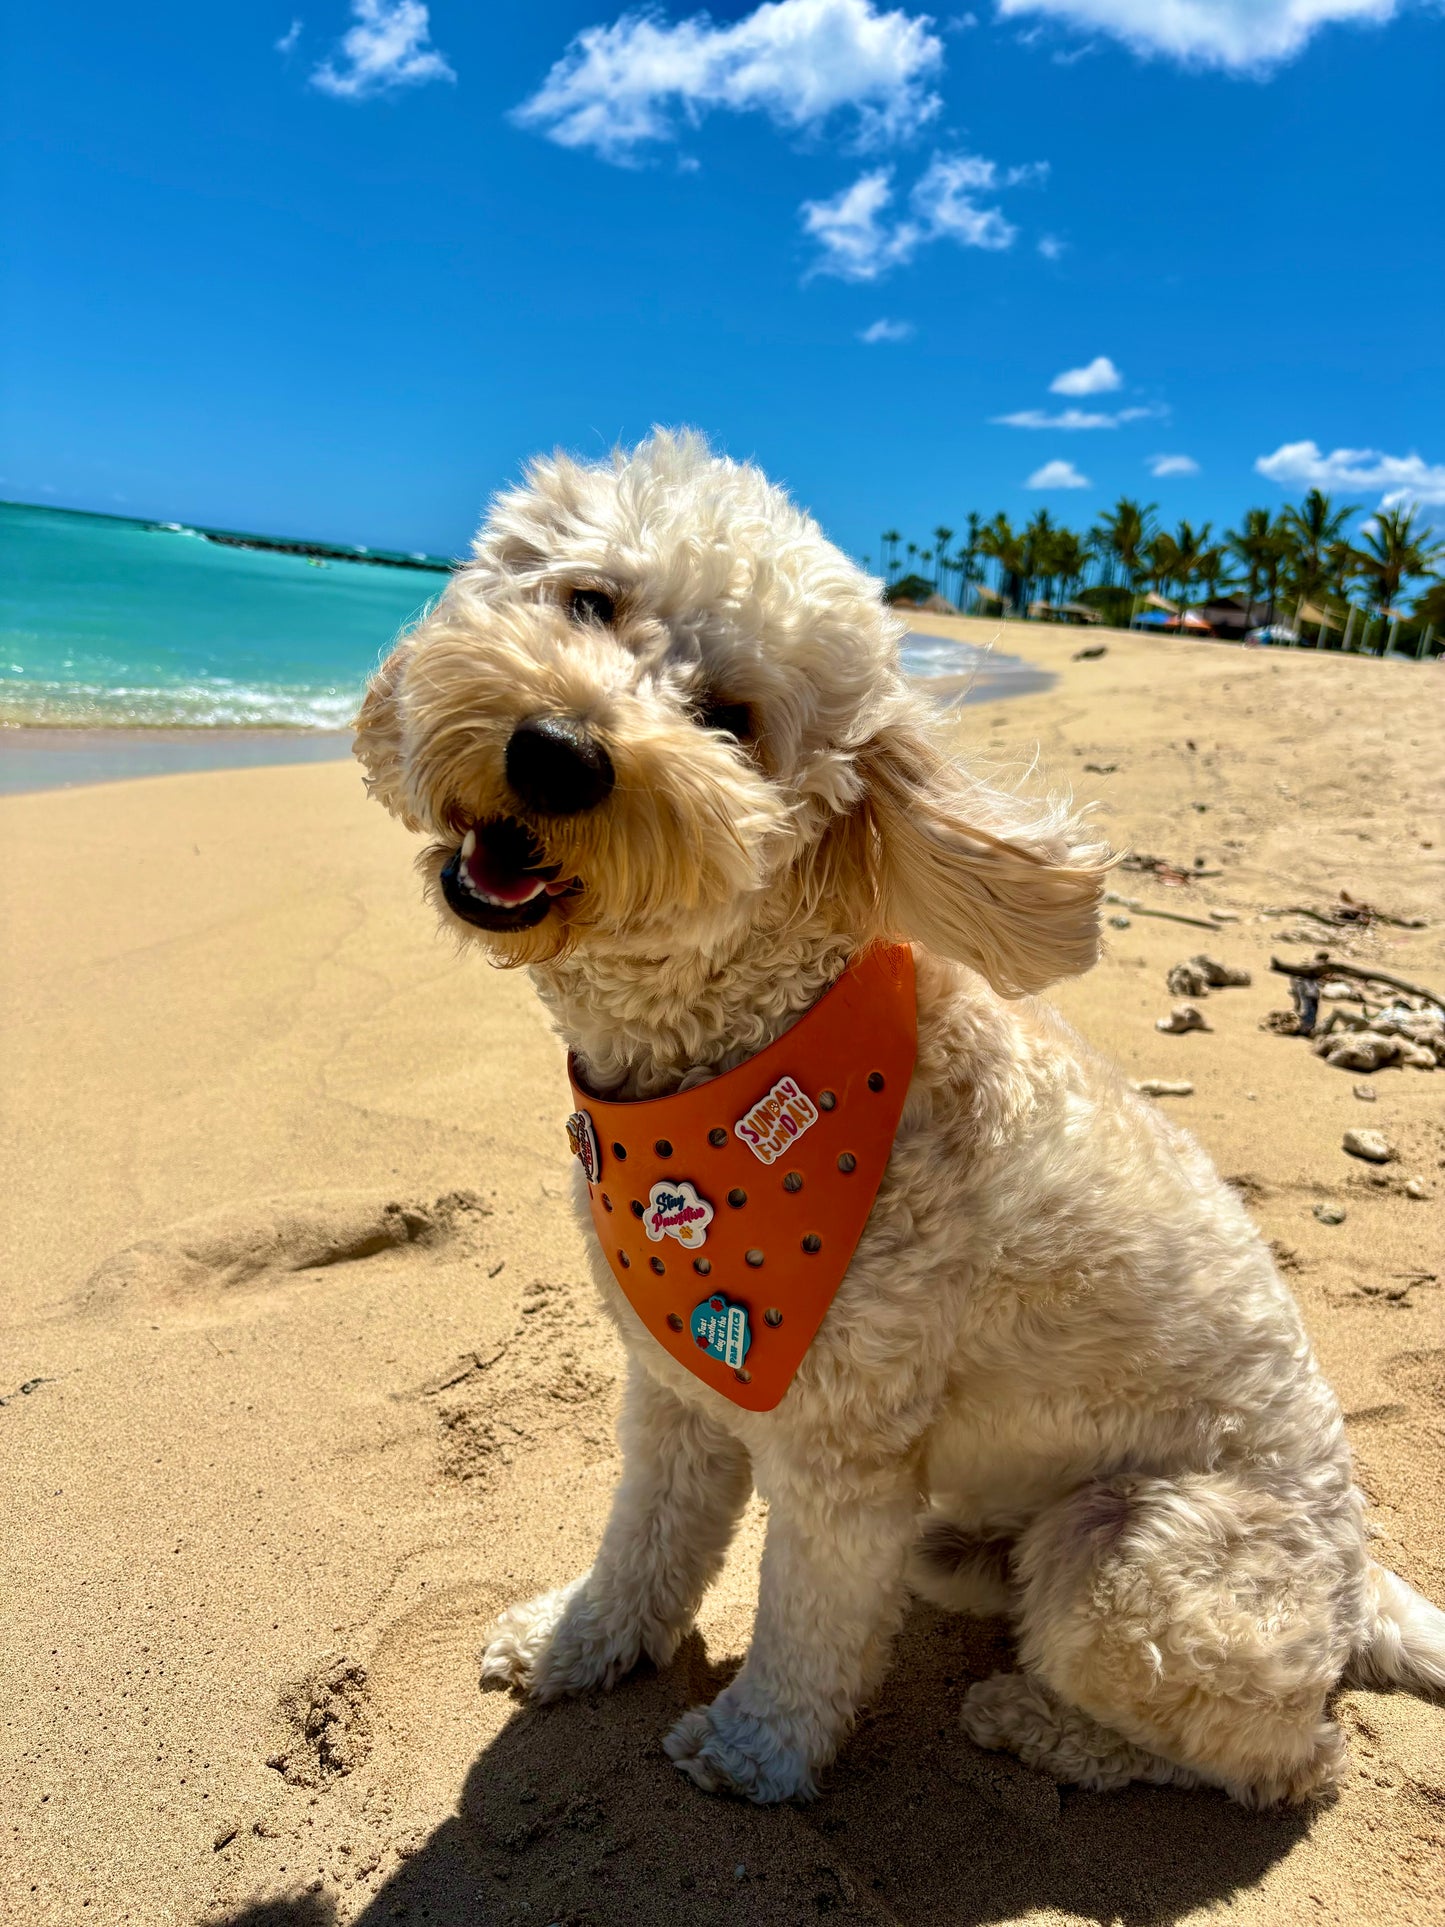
[962, 1670, 1201, 1791]
[482, 1362, 751, 1701]
[972, 1470, 1358, 1806]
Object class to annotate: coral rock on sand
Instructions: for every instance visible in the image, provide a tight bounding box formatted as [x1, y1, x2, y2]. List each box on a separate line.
[1352, 1082, 1378, 1102]
[1313, 1204, 1347, 1226]
[1166, 955, 1252, 998]
[1156, 1003, 1210, 1034]
[1342, 1129, 1394, 1164]
[1134, 1079, 1194, 1097]
[1404, 1178, 1431, 1200]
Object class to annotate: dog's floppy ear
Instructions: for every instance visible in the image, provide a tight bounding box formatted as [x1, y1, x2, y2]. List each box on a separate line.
[856, 718, 1109, 996]
[353, 641, 422, 830]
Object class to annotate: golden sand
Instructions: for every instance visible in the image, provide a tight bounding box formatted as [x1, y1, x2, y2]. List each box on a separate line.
[1, 621, 1441, 1924]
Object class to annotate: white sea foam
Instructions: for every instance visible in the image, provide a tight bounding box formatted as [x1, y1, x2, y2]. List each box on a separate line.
[0, 677, 364, 729]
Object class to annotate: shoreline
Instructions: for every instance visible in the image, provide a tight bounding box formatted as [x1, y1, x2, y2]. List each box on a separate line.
[0, 626, 1052, 793]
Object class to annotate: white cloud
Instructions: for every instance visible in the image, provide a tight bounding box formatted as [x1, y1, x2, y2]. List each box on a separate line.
[859, 317, 915, 341]
[802, 149, 1038, 278]
[1150, 453, 1200, 476]
[276, 18, 302, 56]
[311, 0, 453, 98]
[1027, 459, 1091, 488]
[994, 403, 1158, 428]
[1050, 354, 1121, 396]
[1256, 439, 1445, 508]
[1037, 233, 1066, 259]
[513, 0, 944, 163]
[995, 0, 1402, 72]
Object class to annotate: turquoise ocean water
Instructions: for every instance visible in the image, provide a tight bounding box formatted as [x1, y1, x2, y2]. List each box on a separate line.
[1, 500, 1047, 737]
[0, 501, 448, 728]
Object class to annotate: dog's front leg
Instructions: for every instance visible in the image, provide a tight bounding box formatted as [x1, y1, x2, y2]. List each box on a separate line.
[665, 1448, 918, 1802]
[482, 1360, 751, 1701]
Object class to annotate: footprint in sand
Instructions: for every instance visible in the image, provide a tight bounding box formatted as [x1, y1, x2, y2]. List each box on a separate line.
[78, 1189, 491, 1315]
[265, 1652, 374, 1789]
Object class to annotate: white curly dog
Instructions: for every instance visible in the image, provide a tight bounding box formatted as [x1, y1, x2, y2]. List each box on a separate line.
[356, 431, 1443, 1807]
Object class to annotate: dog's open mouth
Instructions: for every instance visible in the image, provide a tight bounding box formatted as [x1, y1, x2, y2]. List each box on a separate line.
[439, 817, 579, 932]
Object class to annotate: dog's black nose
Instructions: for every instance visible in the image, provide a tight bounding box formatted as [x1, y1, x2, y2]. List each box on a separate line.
[505, 716, 615, 816]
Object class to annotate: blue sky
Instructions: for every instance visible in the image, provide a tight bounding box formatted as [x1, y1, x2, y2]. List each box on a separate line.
[4, 0, 1442, 565]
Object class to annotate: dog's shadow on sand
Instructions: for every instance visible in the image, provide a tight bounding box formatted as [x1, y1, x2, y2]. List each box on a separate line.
[217, 1605, 1314, 1927]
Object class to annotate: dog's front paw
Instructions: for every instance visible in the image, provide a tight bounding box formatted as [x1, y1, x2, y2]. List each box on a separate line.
[481, 1575, 671, 1703]
[663, 1702, 819, 1804]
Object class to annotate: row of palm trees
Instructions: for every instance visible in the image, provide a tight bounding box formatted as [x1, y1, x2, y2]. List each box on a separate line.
[871, 493, 1444, 638]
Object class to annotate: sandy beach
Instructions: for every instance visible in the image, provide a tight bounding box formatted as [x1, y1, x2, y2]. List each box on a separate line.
[2, 619, 1441, 1927]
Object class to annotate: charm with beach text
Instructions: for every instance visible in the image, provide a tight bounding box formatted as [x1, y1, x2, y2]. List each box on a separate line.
[644, 1179, 714, 1248]
[734, 1074, 819, 1166]
[566, 1109, 601, 1184]
[690, 1293, 752, 1369]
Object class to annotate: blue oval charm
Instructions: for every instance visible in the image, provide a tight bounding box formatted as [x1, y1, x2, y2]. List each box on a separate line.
[689, 1293, 752, 1370]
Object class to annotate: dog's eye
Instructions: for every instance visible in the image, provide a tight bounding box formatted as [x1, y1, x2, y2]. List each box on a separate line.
[695, 697, 751, 740]
[568, 588, 615, 626]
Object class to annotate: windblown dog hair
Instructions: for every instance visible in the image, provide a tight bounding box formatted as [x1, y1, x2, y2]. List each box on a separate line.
[357, 430, 1444, 1806]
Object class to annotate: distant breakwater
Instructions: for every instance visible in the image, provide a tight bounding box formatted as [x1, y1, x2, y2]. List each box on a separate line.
[175, 526, 454, 574]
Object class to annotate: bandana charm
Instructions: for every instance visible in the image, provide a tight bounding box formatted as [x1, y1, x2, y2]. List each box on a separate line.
[644, 1178, 714, 1248]
[566, 1109, 601, 1184]
[734, 1074, 819, 1166]
[690, 1293, 752, 1370]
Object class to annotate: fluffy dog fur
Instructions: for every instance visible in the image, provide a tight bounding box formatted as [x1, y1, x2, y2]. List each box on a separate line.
[356, 431, 1445, 1807]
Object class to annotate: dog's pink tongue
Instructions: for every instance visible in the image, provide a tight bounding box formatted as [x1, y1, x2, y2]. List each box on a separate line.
[462, 836, 542, 905]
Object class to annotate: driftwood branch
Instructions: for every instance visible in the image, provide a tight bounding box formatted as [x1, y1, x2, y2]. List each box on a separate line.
[1268, 957, 1445, 1010]
[1105, 892, 1222, 932]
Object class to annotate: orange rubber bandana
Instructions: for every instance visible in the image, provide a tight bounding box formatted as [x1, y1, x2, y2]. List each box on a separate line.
[565, 944, 917, 1412]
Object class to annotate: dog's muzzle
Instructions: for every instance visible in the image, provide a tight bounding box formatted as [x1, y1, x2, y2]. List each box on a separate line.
[439, 816, 578, 932]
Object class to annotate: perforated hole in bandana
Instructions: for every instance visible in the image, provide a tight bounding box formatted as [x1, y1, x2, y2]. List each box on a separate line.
[782, 1171, 803, 1193]
[612, 1142, 628, 1160]
[708, 1128, 728, 1147]
[618, 1250, 630, 1268]
[727, 1188, 747, 1208]
[654, 1138, 673, 1158]
[837, 1153, 857, 1174]
[764, 1307, 783, 1327]
[868, 1071, 885, 1092]
[818, 1090, 837, 1111]
[693, 1257, 712, 1275]
[650, 1257, 666, 1275]
[802, 1234, 822, 1254]
[667, 1312, 684, 1331]
[745, 1249, 764, 1268]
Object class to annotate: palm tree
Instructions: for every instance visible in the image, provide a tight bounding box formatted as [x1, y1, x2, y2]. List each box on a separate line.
[1021, 509, 1056, 614]
[1351, 507, 1444, 642]
[880, 529, 902, 581]
[1196, 539, 1228, 604]
[1281, 489, 1357, 609]
[956, 511, 983, 610]
[1143, 531, 1181, 602]
[932, 526, 954, 596]
[1095, 497, 1157, 591]
[1226, 508, 1288, 620]
[978, 513, 1025, 613]
[1049, 528, 1089, 604]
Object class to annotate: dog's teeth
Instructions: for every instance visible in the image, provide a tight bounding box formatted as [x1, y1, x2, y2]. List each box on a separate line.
[460, 828, 477, 860]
